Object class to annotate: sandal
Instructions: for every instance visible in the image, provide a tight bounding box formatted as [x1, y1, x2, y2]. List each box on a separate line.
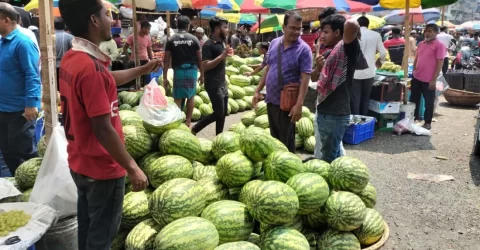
[422, 123, 431, 130]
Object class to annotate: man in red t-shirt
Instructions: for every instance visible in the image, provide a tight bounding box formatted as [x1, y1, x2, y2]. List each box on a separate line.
[59, 0, 161, 249]
[300, 24, 319, 51]
[383, 27, 405, 65]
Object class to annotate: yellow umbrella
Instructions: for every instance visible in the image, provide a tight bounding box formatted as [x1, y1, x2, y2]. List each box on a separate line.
[351, 14, 386, 30]
[217, 13, 241, 23]
[25, 0, 119, 13]
[436, 20, 455, 29]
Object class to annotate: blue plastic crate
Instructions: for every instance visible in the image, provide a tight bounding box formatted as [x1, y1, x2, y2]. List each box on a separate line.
[406, 89, 425, 120]
[343, 117, 376, 145]
[145, 68, 163, 84]
[0, 152, 11, 177]
[111, 27, 122, 35]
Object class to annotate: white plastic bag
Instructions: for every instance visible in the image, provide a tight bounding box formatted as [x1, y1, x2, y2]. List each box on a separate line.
[29, 126, 77, 219]
[119, 6, 133, 19]
[137, 78, 183, 127]
[393, 118, 432, 136]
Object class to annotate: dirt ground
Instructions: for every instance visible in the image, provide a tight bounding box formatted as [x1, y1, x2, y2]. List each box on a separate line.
[195, 97, 480, 250]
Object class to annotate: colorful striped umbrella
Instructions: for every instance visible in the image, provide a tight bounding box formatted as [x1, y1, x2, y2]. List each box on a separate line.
[350, 0, 458, 9]
[250, 14, 283, 34]
[25, 0, 119, 13]
[258, 0, 384, 12]
[436, 20, 455, 29]
[383, 7, 440, 25]
[199, 9, 256, 24]
[351, 14, 386, 29]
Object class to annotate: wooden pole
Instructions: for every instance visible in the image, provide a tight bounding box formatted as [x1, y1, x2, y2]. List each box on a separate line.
[166, 11, 171, 37]
[132, 0, 141, 90]
[39, 0, 58, 143]
[441, 6, 445, 26]
[401, 0, 411, 104]
[258, 14, 262, 42]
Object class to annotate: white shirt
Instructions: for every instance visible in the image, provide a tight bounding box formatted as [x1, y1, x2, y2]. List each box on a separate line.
[18, 26, 40, 54]
[437, 32, 454, 58]
[354, 27, 387, 80]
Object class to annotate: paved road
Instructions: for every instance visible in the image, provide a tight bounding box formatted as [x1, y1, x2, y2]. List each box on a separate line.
[194, 97, 480, 250]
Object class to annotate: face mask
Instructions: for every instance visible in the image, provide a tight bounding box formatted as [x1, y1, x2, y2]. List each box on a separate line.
[425, 36, 436, 42]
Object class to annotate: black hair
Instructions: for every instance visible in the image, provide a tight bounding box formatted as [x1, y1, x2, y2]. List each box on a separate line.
[320, 14, 346, 36]
[357, 16, 369, 28]
[284, 11, 302, 27]
[59, 0, 103, 37]
[475, 32, 479, 37]
[209, 17, 228, 33]
[176, 15, 190, 30]
[440, 26, 447, 32]
[425, 23, 439, 33]
[259, 42, 269, 51]
[391, 27, 401, 35]
[0, 2, 18, 22]
[112, 34, 120, 38]
[140, 21, 151, 29]
[54, 17, 65, 30]
[318, 7, 337, 21]
[302, 23, 311, 30]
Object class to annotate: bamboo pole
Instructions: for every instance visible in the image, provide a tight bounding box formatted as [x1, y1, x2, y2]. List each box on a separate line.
[441, 7, 445, 26]
[132, 0, 141, 89]
[39, 0, 58, 143]
[166, 11, 171, 37]
[401, 0, 411, 104]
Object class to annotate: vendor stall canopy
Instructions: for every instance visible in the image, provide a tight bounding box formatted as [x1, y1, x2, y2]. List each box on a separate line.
[351, 0, 458, 9]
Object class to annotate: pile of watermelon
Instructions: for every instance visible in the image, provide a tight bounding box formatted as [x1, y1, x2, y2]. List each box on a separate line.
[1, 156, 43, 203]
[110, 109, 387, 250]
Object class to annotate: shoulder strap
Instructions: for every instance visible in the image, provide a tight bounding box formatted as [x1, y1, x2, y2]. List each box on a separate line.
[277, 40, 283, 87]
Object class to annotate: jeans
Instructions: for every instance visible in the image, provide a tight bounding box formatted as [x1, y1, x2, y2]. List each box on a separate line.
[351, 78, 374, 116]
[267, 103, 296, 153]
[193, 87, 228, 135]
[317, 113, 350, 163]
[0, 111, 38, 175]
[313, 113, 346, 159]
[71, 171, 125, 250]
[410, 77, 436, 124]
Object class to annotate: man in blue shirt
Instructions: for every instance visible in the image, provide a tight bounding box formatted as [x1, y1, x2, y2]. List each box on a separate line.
[0, 2, 41, 175]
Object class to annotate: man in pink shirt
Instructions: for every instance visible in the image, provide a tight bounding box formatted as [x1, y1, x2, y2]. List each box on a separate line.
[411, 23, 446, 130]
[123, 21, 153, 85]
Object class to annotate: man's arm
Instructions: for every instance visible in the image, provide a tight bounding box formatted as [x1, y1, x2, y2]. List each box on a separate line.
[18, 40, 41, 120]
[147, 46, 153, 60]
[123, 42, 130, 57]
[162, 51, 171, 84]
[196, 49, 204, 84]
[203, 45, 228, 72]
[109, 40, 120, 61]
[245, 64, 265, 76]
[377, 34, 387, 60]
[110, 60, 160, 86]
[343, 19, 360, 44]
[253, 64, 270, 108]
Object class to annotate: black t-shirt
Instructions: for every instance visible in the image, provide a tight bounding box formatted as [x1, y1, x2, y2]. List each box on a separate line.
[165, 32, 201, 69]
[202, 39, 226, 89]
[15, 7, 31, 28]
[317, 39, 361, 116]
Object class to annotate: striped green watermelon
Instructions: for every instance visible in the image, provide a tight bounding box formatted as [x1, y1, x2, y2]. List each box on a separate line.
[15, 157, 42, 190]
[252, 162, 263, 179]
[294, 134, 304, 149]
[216, 151, 254, 188]
[227, 103, 232, 116]
[233, 122, 247, 134]
[214, 242, 260, 250]
[353, 208, 385, 246]
[194, 95, 204, 108]
[286, 173, 330, 214]
[264, 151, 305, 182]
[201, 200, 254, 244]
[243, 86, 255, 96]
[255, 101, 267, 116]
[264, 128, 270, 135]
[119, 103, 133, 111]
[228, 123, 239, 132]
[146, 155, 193, 188]
[259, 215, 304, 234]
[229, 98, 239, 114]
[271, 137, 289, 151]
[19, 188, 32, 202]
[176, 123, 191, 132]
[123, 125, 153, 160]
[238, 180, 263, 205]
[149, 178, 206, 226]
[324, 191, 367, 231]
[329, 156, 370, 193]
[355, 182, 377, 208]
[118, 91, 129, 101]
[303, 159, 330, 180]
[192, 108, 201, 121]
[199, 103, 214, 117]
[120, 110, 143, 126]
[317, 229, 361, 250]
[143, 118, 183, 135]
[245, 181, 299, 225]
[199, 91, 211, 104]
[197, 138, 215, 164]
[229, 85, 246, 99]
[254, 114, 269, 129]
[159, 129, 202, 161]
[197, 177, 228, 206]
[139, 152, 162, 172]
[243, 96, 253, 110]
[150, 133, 160, 151]
[192, 161, 203, 168]
[123, 92, 140, 106]
[37, 135, 46, 157]
[239, 130, 285, 163]
[227, 187, 242, 201]
[193, 165, 217, 181]
[301, 106, 311, 118]
[236, 99, 247, 111]
[132, 106, 139, 112]
[125, 218, 162, 250]
[248, 233, 260, 246]
[260, 227, 309, 250]
[303, 208, 327, 228]
[154, 217, 219, 250]
[303, 136, 315, 153]
[296, 117, 314, 138]
[227, 88, 233, 98]
[122, 189, 153, 228]
[241, 111, 256, 126]
[211, 131, 241, 160]
[111, 230, 129, 250]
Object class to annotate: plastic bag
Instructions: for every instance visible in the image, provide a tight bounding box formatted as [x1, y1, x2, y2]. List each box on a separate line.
[29, 126, 78, 219]
[393, 118, 432, 136]
[119, 6, 133, 19]
[137, 78, 184, 127]
[408, 122, 432, 136]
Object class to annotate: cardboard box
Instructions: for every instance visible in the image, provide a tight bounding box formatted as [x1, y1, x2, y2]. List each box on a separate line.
[368, 100, 401, 114]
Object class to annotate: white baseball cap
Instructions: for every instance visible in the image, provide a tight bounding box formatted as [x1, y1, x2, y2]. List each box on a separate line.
[196, 27, 204, 33]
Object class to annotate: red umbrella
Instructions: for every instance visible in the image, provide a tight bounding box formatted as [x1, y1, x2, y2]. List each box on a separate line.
[238, 0, 270, 13]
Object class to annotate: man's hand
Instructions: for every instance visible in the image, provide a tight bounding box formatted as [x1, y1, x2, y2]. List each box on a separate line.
[375, 58, 382, 68]
[252, 92, 260, 110]
[198, 74, 204, 86]
[289, 104, 302, 123]
[244, 72, 252, 77]
[429, 80, 436, 90]
[24, 107, 38, 121]
[315, 55, 325, 72]
[128, 164, 148, 192]
[222, 46, 232, 59]
[142, 59, 162, 74]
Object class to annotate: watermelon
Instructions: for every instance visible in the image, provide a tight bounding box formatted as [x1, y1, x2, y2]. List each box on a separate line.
[201, 200, 254, 244]
[260, 215, 304, 234]
[194, 95, 204, 108]
[317, 229, 361, 250]
[149, 178, 206, 226]
[271, 137, 289, 152]
[241, 111, 256, 126]
[199, 103, 214, 117]
[193, 165, 217, 181]
[111, 230, 129, 250]
[236, 99, 247, 111]
[233, 122, 247, 134]
[264, 151, 305, 182]
[255, 101, 267, 116]
[229, 98, 239, 114]
[216, 151, 254, 188]
[243, 96, 253, 110]
[286, 173, 330, 215]
[120, 110, 143, 126]
[324, 191, 367, 231]
[260, 227, 309, 250]
[232, 57, 247, 68]
[196, 138, 215, 164]
[353, 208, 385, 246]
[132, 106, 139, 112]
[253, 114, 269, 129]
[304, 136, 316, 153]
[243, 86, 255, 96]
[227, 88, 233, 98]
[139, 152, 162, 171]
[123, 92, 140, 106]
[211, 131, 241, 160]
[227, 187, 242, 201]
[122, 189, 153, 228]
[245, 181, 299, 225]
[198, 91, 210, 104]
[37, 136, 46, 157]
[143, 118, 183, 135]
[329, 156, 370, 193]
[197, 177, 229, 206]
[176, 123, 190, 132]
[19, 188, 32, 202]
[226, 66, 240, 76]
[214, 242, 260, 250]
[303, 159, 330, 180]
[159, 129, 202, 161]
[15, 157, 42, 190]
[125, 218, 162, 250]
[239, 130, 285, 163]
[248, 233, 261, 246]
[294, 134, 304, 149]
[154, 217, 219, 250]
[303, 209, 327, 228]
[192, 108, 201, 121]
[301, 106, 311, 118]
[229, 85, 246, 99]
[123, 125, 153, 160]
[355, 182, 377, 208]
[296, 117, 314, 138]
[119, 103, 133, 111]
[238, 180, 264, 205]
[146, 155, 193, 188]
[252, 162, 263, 179]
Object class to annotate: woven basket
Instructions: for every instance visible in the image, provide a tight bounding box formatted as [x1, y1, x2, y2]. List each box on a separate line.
[444, 70, 464, 90]
[464, 71, 480, 93]
[443, 88, 480, 106]
[304, 86, 317, 113]
[362, 222, 390, 250]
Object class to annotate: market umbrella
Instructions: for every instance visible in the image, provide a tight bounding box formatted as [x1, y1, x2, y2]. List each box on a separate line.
[199, 10, 243, 23]
[383, 8, 440, 25]
[351, 0, 457, 9]
[436, 20, 455, 29]
[234, 0, 283, 13]
[351, 14, 386, 29]
[25, 0, 119, 13]
[250, 14, 284, 34]
[459, 21, 480, 31]
[258, 0, 383, 12]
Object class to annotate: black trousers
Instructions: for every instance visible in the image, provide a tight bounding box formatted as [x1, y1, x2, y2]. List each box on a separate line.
[0, 111, 38, 175]
[442, 57, 449, 76]
[351, 78, 374, 116]
[126, 60, 149, 87]
[267, 103, 296, 153]
[193, 87, 228, 135]
[71, 171, 125, 250]
[410, 77, 436, 124]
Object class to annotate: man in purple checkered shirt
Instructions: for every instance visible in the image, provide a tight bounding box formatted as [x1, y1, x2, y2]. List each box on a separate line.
[253, 11, 313, 152]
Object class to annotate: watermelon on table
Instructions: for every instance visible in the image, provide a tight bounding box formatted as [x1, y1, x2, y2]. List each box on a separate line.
[148, 178, 206, 226]
[123, 125, 153, 160]
[216, 151, 254, 188]
[317, 229, 361, 250]
[154, 217, 219, 250]
[193, 165, 217, 181]
[303, 158, 330, 180]
[353, 208, 385, 246]
[260, 227, 310, 250]
[214, 241, 260, 250]
[329, 156, 370, 193]
[197, 138, 215, 164]
[303, 208, 327, 229]
[197, 177, 229, 206]
[324, 191, 367, 231]
[37, 136, 46, 157]
[111, 230, 129, 250]
[119, 110, 143, 127]
[286, 173, 330, 215]
[201, 200, 254, 244]
[15, 157, 42, 190]
[211, 131, 241, 160]
[296, 117, 314, 138]
[125, 218, 162, 250]
[264, 151, 306, 183]
[241, 111, 256, 126]
[304, 136, 316, 153]
[122, 189, 153, 229]
[146, 155, 193, 188]
[355, 182, 377, 208]
[159, 129, 202, 161]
